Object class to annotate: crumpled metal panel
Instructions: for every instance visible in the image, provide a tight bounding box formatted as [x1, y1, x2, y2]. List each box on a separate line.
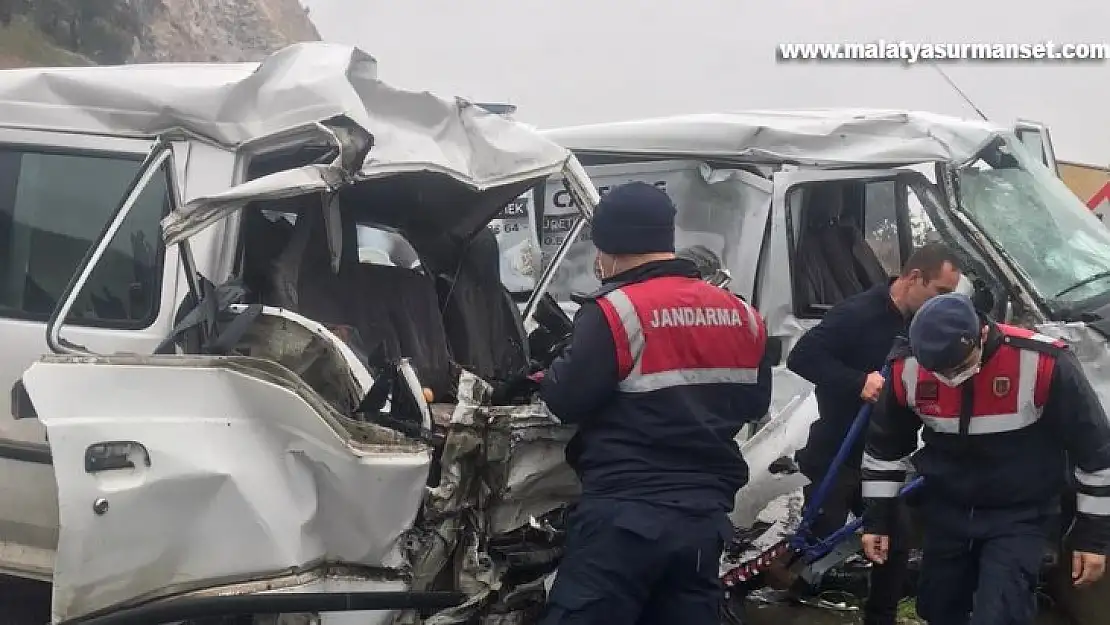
[731, 368, 817, 529]
[721, 491, 804, 577]
[402, 370, 574, 625]
[544, 109, 1004, 168]
[1035, 321, 1110, 408]
[485, 403, 579, 535]
[236, 314, 366, 417]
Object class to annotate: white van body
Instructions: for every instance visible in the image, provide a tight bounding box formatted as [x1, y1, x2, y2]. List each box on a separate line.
[0, 42, 603, 625]
[491, 110, 1110, 622]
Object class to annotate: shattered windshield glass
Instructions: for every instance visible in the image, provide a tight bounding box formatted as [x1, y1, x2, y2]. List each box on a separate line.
[956, 136, 1110, 310]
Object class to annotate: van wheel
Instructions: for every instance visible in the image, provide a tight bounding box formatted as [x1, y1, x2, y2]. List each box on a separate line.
[0, 575, 51, 625]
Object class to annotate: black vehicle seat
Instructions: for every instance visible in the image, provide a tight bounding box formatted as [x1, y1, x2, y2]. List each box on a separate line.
[241, 207, 296, 305]
[794, 186, 848, 308]
[842, 223, 890, 286]
[436, 226, 529, 381]
[272, 202, 352, 326]
[271, 201, 454, 399]
[811, 187, 868, 300]
[838, 185, 892, 286]
[349, 262, 454, 398]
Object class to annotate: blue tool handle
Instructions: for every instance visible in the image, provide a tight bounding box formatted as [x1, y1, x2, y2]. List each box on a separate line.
[802, 476, 925, 563]
[791, 364, 891, 550]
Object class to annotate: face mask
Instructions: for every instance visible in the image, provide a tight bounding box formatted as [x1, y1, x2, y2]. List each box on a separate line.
[934, 353, 982, 387]
[594, 255, 618, 281]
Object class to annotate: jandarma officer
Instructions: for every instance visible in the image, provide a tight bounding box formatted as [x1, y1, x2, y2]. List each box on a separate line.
[861, 293, 1110, 625]
[537, 182, 774, 625]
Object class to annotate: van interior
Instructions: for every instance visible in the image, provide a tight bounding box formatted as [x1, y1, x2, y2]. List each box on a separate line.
[789, 180, 899, 317]
[165, 145, 579, 421]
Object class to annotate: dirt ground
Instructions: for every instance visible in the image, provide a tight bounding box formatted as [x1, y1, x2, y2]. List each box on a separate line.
[743, 600, 1073, 625]
[0, 574, 1080, 625]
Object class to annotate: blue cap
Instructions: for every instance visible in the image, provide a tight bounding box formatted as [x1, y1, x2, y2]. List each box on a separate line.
[908, 293, 981, 372]
[591, 182, 676, 255]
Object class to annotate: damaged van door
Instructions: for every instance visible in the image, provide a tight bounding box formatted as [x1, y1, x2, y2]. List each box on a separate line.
[0, 129, 185, 583]
[22, 139, 437, 623]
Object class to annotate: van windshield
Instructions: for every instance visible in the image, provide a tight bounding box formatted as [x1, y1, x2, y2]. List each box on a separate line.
[955, 136, 1110, 312]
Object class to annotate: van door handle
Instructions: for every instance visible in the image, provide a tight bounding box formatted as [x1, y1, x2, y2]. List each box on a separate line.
[85, 441, 150, 474]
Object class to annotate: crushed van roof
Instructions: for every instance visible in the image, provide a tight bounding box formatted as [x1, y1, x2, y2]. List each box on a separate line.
[0, 42, 571, 196]
[542, 109, 1007, 167]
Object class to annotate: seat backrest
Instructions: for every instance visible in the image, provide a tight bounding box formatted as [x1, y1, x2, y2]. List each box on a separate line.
[842, 224, 890, 286]
[817, 226, 866, 297]
[794, 186, 850, 308]
[350, 263, 454, 398]
[267, 202, 455, 398]
[242, 208, 295, 305]
[833, 188, 891, 290]
[437, 227, 529, 381]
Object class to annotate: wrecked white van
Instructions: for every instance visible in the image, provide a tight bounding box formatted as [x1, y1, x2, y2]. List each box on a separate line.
[0, 43, 603, 625]
[495, 110, 1110, 610]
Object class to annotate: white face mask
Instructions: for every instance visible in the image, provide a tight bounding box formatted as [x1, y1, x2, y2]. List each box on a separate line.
[934, 354, 982, 387]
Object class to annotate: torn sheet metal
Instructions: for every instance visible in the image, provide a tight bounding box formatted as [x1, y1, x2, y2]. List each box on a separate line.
[0, 42, 573, 246]
[404, 371, 574, 625]
[731, 368, 817, 530]
[163, 162, 349, 247]
[0, 43, 373, 146]
[485, 403, 579, 536]
[544, 109, 1004, 168]
[1035, 321, 1110, 407]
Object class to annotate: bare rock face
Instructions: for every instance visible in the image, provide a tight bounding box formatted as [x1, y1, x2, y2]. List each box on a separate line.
[133, 0, 321, 63]
[0, 0, 320, 68]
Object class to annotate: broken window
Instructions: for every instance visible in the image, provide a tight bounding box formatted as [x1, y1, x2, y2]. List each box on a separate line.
[957, 138, 1110, 309]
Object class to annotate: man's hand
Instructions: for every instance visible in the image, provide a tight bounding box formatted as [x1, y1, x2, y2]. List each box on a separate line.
[1072, 551, 1107, 587]
[490, 369, 543, 405]
[860, 372, 885, 403]
[862, 533, 889, 564]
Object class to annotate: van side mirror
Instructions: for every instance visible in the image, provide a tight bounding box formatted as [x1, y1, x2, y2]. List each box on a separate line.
[765, 336, 784, 366]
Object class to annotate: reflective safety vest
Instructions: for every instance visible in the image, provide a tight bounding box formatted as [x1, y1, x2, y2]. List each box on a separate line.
[595, 276, 767, 393]
[891, 324, 1063, 435]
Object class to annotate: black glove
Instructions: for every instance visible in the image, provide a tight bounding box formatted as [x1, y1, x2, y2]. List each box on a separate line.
[491, 369, 543, 405]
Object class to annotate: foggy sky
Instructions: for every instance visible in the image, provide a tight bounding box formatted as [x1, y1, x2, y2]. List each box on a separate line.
[302, 0, 1107, 165]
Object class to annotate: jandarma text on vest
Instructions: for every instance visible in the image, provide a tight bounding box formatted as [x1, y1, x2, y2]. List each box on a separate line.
[649, 307, 746, 328]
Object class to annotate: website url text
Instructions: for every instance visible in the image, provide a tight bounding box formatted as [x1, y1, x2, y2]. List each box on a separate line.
[777, 41, 1108, 64]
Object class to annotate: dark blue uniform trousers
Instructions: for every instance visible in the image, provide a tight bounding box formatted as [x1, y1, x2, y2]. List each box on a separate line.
[916, 502, 1053, 625]
[540, 497, 732, 625]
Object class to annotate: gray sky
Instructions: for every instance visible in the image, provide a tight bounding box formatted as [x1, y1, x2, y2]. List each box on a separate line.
[303, 0, 1107, 165]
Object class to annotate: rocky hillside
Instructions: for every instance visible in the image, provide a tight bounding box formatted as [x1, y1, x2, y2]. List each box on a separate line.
[0, 0, 320, 68]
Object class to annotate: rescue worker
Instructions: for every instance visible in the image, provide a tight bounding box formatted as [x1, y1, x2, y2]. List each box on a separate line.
[786, 243, 962, 625]
[536, 182, 773, 625]
[861, 292, 1110, 625]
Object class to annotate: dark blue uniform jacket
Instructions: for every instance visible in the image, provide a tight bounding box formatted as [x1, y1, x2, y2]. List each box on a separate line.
[787, 281, 908, 478]
[539, 259, 773, 512]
